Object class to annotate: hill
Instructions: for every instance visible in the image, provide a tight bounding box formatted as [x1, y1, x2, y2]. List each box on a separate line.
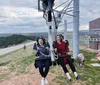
[0, 34, 37, 48]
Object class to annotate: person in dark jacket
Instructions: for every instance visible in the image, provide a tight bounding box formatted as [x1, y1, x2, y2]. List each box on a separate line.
[33, 37, 51, 85]
[53, 35, 79, 81]
[42, 0, 55, 12]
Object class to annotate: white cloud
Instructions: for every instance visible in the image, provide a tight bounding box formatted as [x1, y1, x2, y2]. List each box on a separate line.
[0, 0, 37, 8]
[0, 6, 47, 33]
[80, 25, 89, 30]
[0, 0, 100, 33]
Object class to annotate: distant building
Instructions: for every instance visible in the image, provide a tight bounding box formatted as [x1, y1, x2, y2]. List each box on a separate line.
[89, 18, 100, 50]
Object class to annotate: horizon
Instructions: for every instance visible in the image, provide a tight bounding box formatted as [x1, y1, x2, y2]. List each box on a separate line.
[0, 29, 89, 34]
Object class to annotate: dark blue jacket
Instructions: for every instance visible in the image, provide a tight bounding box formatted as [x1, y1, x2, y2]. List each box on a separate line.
[33, 43, 50, 60]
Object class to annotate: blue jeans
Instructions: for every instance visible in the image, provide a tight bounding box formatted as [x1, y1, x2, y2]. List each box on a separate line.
[36, 59, 50, 78]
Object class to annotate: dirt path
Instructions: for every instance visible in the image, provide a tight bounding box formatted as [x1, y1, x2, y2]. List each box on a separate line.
[80, 46, 98, 53]
[0, 65, 86, 85]
[0, 64, 57, 85]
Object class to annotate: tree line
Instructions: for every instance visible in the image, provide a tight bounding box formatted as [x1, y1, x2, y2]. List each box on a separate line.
[0, 34, 37, 48]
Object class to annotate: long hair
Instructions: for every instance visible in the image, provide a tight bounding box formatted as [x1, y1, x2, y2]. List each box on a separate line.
[55, 34, 63, 42]
[60, 34, 64, 40]
[36, 36, 46, 46]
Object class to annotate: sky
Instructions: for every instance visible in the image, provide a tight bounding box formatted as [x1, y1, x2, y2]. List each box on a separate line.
[0, 0, 100, 33]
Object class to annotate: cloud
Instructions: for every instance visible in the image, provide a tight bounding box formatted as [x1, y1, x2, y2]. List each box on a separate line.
[0, 0, 100, 33]
[0, 6, 47, 33]
[80, 25, 89, 30]
[0, 0, 37, 8]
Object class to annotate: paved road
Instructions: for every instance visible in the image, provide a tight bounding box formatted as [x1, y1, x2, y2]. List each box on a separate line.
[0, 41, 35, 56]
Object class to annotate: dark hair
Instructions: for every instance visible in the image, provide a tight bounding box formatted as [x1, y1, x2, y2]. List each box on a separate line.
[60, 34, 64, 40]
[36, 36, 46, 46]
[55, 34, 63, 42]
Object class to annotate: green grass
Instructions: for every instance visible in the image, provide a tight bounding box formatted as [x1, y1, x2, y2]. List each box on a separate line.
[0, 61, 11, 66]
[0, 44, 100, 85]
[78, 50, 100, 85]
[0, 73, 10, 81]
[50, 50, 100, 85]
[9, 54, 35, 73]
[0, 46, 33, 66]
[0, 45, 35, 81]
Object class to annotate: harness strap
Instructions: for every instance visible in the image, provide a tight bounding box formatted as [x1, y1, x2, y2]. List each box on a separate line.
[36, 43, 50, 57]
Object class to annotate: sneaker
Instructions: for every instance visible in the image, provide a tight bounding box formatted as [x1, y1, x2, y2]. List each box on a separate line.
[69, 79, 72, 82]
[45, 79, 48, 84]
[41, 78, 45, 85]
[76, 75, 80, 80]
[66, 73, 72, 81]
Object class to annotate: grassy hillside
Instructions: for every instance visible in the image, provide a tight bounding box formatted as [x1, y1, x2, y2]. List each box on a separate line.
[0, 45, 34, 81]
[0, 34, 37, 48]
[0, 45, 100, 85]
[50, 50, 100, 85]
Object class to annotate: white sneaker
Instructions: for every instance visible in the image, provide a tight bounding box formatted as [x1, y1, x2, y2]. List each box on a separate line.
[45, 79, 48, 84]
[41, 78, 45, 85]
[66, 73, 71, 80]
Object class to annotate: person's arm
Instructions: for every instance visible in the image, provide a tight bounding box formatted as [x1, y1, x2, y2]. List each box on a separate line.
[33, 43, 37, 52]
[53, 41, 58, 54]
[65, 40, 71, 55]
[67, 47, 71, 55]
[46, 42, 50, 50]
[33, 43, 40, 56]
[65, 40, 69, 46]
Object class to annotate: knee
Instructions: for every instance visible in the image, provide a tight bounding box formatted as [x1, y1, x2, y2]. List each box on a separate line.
[61, 64, 66, 68]
[67, 58, 73, 63]
[36, 62, 43, 69]
[45, 64, 50, 69]
[44, 61, 50, 67]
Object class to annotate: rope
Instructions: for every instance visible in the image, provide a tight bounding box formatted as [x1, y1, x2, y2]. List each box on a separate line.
[61, 0, 73, 19]
[39, 51, 50, 57]
[40, 51, 59, 60]
[54, 0, 70, 10]
[52, 11, 58, 29]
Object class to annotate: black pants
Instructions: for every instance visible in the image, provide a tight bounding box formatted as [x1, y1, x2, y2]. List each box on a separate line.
[36, 59, 50, 78]
[60, 57, 76, 73]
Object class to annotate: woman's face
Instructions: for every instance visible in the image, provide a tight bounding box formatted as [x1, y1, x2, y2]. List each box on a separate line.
[38, 39, 44, 45]
[56, 36, 61, 42]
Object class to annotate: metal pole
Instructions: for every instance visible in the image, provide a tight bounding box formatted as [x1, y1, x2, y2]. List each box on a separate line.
[48, 27, 55, 62]
[64, 20, 67, 40]
[46, 0, 55, 62]
[52, 20, 57, 41]
[73, 0, 79, 59]
[38, 0, 40, 11]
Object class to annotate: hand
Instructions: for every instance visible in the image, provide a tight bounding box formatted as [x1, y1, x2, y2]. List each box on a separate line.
[54, 48, 57, 52]
[37, 47, 40, 51]
[35, 51, 40, 56]
[35, 56, 39, 59]
[67, 52, 71, 55]
[46, 47, 50, 50]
